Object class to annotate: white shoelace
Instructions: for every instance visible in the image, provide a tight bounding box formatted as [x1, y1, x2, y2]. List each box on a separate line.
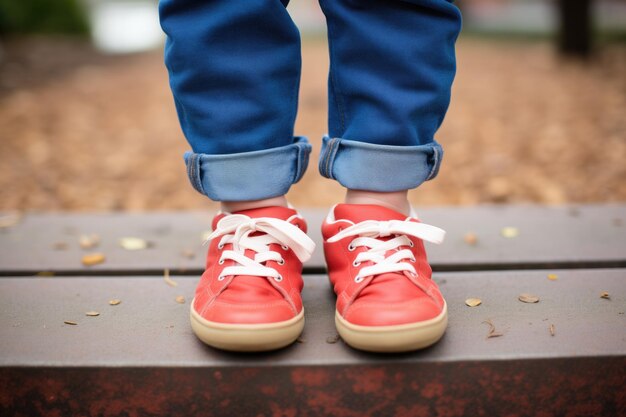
[327, 219, 445, 283]
[204, 214, 316, 282]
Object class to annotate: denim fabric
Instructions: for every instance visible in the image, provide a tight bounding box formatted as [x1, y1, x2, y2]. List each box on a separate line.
[319, 136, 443, 192]
[159, 0, 461, 201]
[318, 0, 461, 190]
[184, 136, 311, 201]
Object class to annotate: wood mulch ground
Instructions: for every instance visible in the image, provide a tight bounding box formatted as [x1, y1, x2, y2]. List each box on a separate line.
[0, 36, 624, 212]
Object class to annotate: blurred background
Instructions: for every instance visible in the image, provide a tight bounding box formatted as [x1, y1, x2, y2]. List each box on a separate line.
[0, 0, 624, 212]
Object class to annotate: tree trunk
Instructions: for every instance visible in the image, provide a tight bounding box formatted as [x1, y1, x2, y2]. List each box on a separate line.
[558, 0, 593, 57]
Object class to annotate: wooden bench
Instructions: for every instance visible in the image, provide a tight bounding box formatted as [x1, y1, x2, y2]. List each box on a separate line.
[1, 205, 624, 416]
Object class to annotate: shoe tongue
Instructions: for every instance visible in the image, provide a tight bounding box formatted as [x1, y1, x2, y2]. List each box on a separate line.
[334, 204, 407, 223]
[233, 206, 297, 221]
[213, 206, 297, 229]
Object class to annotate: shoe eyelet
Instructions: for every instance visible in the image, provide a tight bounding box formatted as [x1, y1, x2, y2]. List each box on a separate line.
[410, 257, 416, 263]
[409, 240, 414, 247]
[354, 276, 364, 283]
[217, 276, 225, 281]
[281, 244, 289, 251]
[277, 259, 285, 265]
[274, 274, 283, 282]
[348, 244, 356, 252]
[352, 260, 361, 267]
[218, 259, 225, 265]
[217, 243, 225, 250]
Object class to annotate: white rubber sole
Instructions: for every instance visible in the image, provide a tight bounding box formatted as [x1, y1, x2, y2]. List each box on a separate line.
[190, 301, 305, 352]
[335, 302, 448, 352]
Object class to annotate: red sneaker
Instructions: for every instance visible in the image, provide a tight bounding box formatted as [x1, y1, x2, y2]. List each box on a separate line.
[190, 206, 315, 351]
[322, 204, 447, 352]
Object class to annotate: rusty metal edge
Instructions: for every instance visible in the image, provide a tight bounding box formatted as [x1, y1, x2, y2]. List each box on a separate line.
[1, 357, 624, 417]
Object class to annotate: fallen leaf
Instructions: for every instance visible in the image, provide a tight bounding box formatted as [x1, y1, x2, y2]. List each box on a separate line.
[464, 232, 478, 245]
[0, 212, 22, 229]
[501, 227, 519, 238]
[465, 298, 482, 307]
[35, 271, 55, 277]
[109, 299, 121, 306]
[119, 237, 149, 251]
[482, 319, 503, 338]
[175, 295, 185, 304]
[64, 320, 77, 326]
[82, 253, 105, 266]
[52, 242, 69, 250]
[549, 324, 555, 336]
[181, 249, 196, 259]
[326, 334, 340, 344]
[163, 269, 178, 287]
[600, 291, 610, 300]
[79, 234, 100, 249]
[85, 311, 100, 317]
[547, 273, 558, 281]
[518, 293, 540, 303]
[568, 207, 580, 217]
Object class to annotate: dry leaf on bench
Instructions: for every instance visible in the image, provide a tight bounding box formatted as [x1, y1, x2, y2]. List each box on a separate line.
[600, 292, 610, 300]
[52, 242, 69, 250]
[85, 311, 100, 317]
[181, 249, 196, 259]
[79, 234, 100, 249]
[0, 212, 22, 229]
[82, 253, 105, 266]
[109, 299, 121, 306]
[175, 295, 186, 304]
[482, 319, 503, 338]
[483, 320, 504, 338]
[547, 273, 558, 281]
[501, 227, 519, 238]
[549, 324, 555, 336]
[518, 293, 540, 303]
[119, 237, 149, 251]
[464, 233, 478, 245]
[465, 298, 482, 307]
[64, 320, 78, 326]
[326, 334, 340, 344]
[163, 269, 178, 287]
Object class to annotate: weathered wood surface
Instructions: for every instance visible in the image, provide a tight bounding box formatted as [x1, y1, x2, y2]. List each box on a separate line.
[1, 270, 623, 367]
[1, 205, 625, 416]
[0, 204, 624, 274]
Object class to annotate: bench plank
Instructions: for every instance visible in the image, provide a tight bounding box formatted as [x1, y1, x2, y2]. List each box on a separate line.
[0, 204, 624, 274]
[1, 270, 624, 416]
[1, 270, 623, 367]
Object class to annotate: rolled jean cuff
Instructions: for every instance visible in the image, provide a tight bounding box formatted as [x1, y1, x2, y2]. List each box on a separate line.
[184, 136, 312, 201]
[318, 135, 443, 192]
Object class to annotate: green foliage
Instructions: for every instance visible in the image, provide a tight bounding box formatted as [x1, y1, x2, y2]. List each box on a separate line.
[0, 0, 89, 35]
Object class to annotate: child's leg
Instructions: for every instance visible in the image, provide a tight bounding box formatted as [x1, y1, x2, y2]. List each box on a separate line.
[319, 0, 462, 352]
[318, 0, 462, 203]
[159, 0, 315, 352]
[159, 0, 311, 208]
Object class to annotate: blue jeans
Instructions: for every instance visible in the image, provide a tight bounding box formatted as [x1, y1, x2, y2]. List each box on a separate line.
[159, 0, 461, 201]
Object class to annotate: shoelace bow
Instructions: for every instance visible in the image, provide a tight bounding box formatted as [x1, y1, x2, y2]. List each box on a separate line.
[204, 214, 316, 281]
[327, 219, 445, 282]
